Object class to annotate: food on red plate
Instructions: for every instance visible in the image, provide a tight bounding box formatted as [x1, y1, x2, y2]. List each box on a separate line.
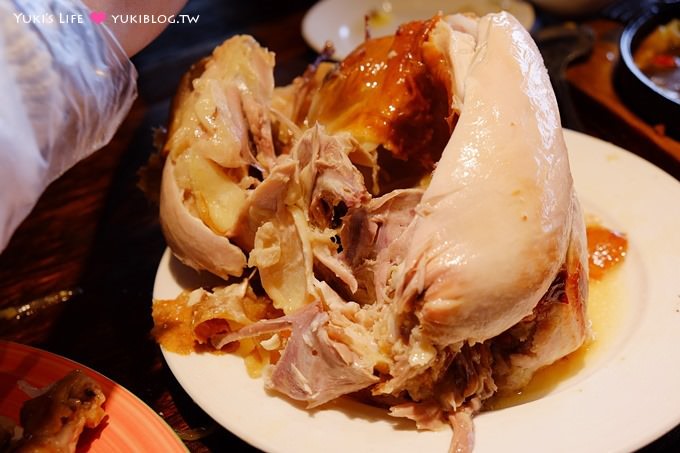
[3, 370, 106, 453]
[152, 12, 603, 450]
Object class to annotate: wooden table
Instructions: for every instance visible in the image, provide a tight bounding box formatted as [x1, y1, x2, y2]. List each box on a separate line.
[0, 1, 678, 451]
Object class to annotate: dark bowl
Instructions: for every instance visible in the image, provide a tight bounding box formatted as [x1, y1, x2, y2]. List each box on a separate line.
[614, 2, 680, 139]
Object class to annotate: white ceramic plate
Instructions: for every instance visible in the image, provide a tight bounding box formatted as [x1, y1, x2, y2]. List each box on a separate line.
[301, 0, 535, 59]
[154, 130, 680, 453]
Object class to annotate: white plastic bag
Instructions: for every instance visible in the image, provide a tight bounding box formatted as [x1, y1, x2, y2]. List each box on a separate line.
[0, 0, 137, 250]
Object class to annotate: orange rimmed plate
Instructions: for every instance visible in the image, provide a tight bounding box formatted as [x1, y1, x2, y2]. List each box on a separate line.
[0, 341, 187, 452]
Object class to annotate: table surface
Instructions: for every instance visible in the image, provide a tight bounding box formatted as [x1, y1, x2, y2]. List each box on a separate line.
[0, 0, 678, 452]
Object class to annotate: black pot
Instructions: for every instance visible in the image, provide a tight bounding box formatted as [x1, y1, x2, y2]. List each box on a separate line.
[614, 2, 680, 139]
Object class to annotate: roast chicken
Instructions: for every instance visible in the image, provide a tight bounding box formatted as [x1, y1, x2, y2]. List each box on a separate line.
[156, 12, 589, 451]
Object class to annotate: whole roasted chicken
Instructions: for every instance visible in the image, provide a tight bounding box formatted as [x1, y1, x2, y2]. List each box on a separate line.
[155, 12, 589, 451]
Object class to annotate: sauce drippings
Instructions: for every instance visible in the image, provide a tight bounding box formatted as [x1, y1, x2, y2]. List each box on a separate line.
[152, 291, 276, 374]
[586, 224, 628, 280]
[151, 293, 195, 355]
[490, 224, 628, 409]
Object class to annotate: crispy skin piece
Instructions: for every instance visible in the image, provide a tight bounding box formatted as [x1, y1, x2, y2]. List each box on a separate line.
[15, 370, 106, 453]
[307, 17, 456, 170]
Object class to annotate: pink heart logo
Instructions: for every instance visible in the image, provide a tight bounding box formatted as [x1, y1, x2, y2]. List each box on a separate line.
[89, 11, 106, 24]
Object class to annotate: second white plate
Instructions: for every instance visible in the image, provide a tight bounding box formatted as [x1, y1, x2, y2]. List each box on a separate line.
[301, 0, 535, 59]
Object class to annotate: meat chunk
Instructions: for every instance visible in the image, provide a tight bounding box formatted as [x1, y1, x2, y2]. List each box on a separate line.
[13, 370, 106, 453]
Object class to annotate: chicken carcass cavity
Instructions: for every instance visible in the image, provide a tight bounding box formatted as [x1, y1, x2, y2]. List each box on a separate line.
[157, 12, 589, 450]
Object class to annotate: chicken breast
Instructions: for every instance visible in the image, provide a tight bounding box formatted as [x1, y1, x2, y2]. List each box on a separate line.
[372, 13, 585, 397]
[397, 13, 572, 345]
